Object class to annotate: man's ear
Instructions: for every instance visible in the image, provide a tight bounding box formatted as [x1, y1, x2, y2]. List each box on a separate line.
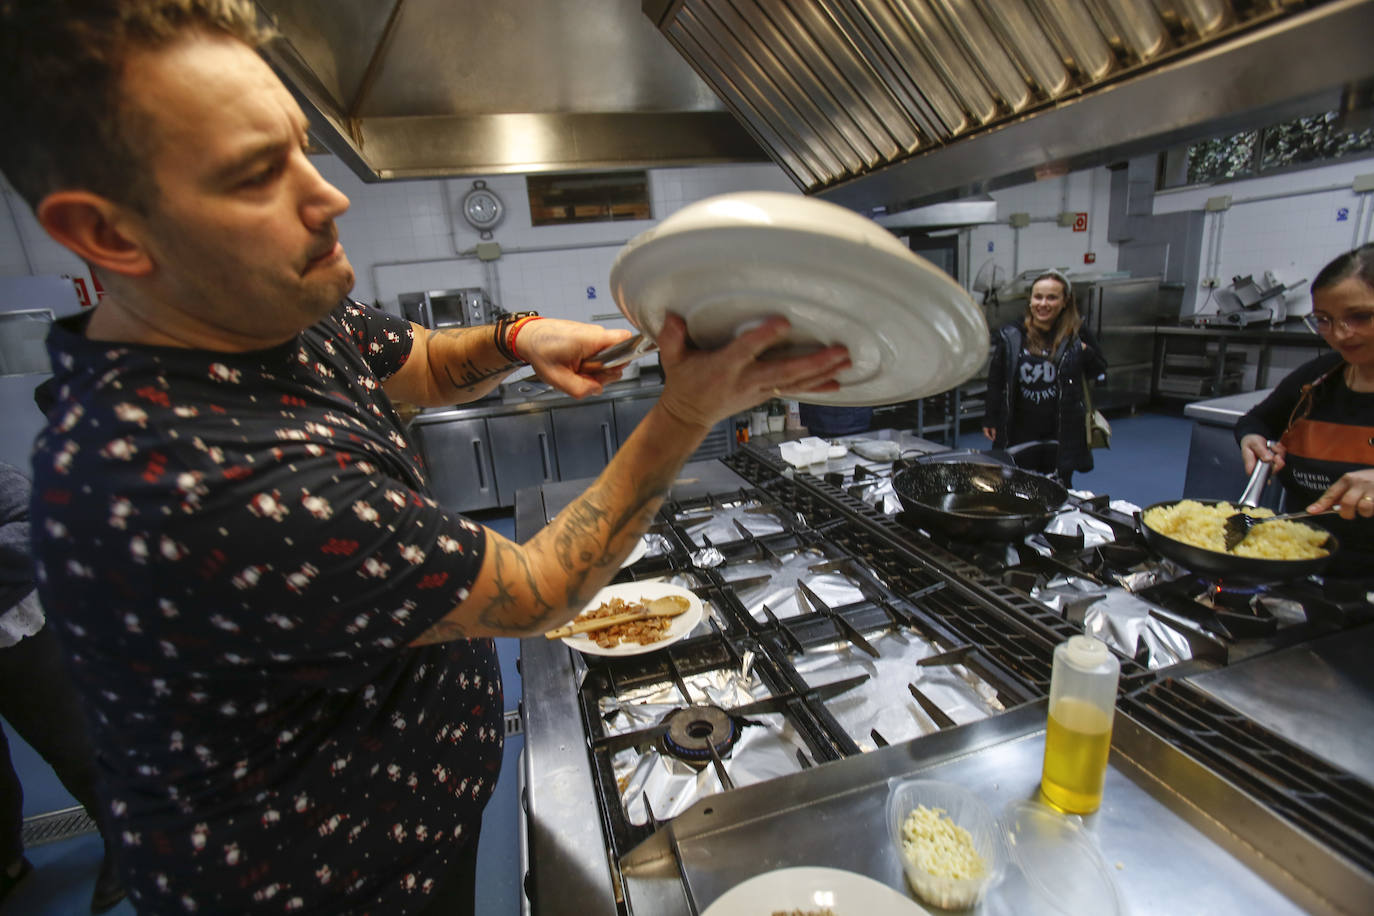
[36, 191, 154, 278]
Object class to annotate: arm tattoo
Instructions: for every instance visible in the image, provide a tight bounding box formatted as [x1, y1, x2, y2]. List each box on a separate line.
[477, 537, 557, 633]
[429, 328, 518, 393]
[410, 617, 470, 647]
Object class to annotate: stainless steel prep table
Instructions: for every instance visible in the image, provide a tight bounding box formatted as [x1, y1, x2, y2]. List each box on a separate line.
[1184, 624, 1374, 787]
[514, 451, 1371, 915]
[1181, 388, 1283, 505]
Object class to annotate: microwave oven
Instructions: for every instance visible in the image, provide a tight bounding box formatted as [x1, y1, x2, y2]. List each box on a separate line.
[398, 288, 495, 329]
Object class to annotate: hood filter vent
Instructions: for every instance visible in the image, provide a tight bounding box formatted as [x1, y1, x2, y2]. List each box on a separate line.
[649, 0, 1362, 206]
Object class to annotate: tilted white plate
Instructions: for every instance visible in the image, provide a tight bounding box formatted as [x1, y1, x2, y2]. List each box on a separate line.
[701, 866, 929, 916]
[560, 581, 703, 657]
[609, 192, 988, 406]
[620, 535, 649, 569]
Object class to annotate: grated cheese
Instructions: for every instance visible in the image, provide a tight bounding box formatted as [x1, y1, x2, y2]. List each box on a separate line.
[900, 804, 986, 881]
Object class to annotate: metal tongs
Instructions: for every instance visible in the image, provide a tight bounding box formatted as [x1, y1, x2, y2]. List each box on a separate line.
[1221, 441, 1335, 550]
[584, 332, 657, 371]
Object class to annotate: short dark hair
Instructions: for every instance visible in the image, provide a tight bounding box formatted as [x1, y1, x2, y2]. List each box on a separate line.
[1312, 243, 1374, 295]
[0, 0, 273, 213]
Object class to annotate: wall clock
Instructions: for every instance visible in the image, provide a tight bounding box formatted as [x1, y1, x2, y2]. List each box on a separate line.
[461, 180, 504, 238]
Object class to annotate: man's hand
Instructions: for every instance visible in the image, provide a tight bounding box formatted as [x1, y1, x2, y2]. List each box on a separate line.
[1239, 434, 1285, 475]
[655, 314, 850, 430]
[519, 319, 633, 399]
[1307, 468, 1374, 519]
[982, 426, 996, 442]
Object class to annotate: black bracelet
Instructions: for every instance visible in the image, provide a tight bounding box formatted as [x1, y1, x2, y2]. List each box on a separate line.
[493, 311, 539, 363]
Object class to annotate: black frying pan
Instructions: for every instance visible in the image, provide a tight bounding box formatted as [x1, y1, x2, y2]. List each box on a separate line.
[1138, 498, 1338, 583]
[892, 458, 1069, 541]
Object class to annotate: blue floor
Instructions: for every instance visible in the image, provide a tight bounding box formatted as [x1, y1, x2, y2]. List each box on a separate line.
[5, 412, 1194, 915]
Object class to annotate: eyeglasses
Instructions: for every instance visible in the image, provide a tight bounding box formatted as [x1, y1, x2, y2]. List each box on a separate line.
[1304, 311, 1374, 335]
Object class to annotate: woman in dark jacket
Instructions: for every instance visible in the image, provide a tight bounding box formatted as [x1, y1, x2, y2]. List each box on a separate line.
[982, 269, 1108, 487]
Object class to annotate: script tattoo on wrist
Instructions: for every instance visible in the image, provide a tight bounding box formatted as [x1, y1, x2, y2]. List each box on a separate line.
[430, 330, 518, 392]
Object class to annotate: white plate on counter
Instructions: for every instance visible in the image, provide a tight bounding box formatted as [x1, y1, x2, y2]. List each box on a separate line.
[608, 192, 987, 407]
[560, 581, 703, 657]
[701, 866, 929, 916]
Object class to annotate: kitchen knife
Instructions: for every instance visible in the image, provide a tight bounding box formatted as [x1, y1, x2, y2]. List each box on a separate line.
[584, 333, 657, 370]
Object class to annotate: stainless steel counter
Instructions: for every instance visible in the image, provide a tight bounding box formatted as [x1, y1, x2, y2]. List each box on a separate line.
[1181, 388, 1283, 505]
[1182, 388, 1273, 428]
[619, 702, 1345, 915]
[1184, 623, 1374, 787]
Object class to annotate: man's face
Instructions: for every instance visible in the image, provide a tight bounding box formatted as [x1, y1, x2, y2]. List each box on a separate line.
[120, 31, 354, 344]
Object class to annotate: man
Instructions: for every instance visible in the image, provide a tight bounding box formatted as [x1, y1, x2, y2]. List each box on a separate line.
[0, 461, 124, 913]
[0, 1, 849, 913]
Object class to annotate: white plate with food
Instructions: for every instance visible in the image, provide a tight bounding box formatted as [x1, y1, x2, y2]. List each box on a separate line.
[701, 866, 929, 916]
[554, 581, 703, 657]
[608, 192, 987, 407]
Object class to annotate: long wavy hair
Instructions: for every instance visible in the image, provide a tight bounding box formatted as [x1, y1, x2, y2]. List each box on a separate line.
[1023, 271, 1081, 357]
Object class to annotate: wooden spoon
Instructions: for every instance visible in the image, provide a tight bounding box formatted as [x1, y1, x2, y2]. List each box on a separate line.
[544, 595, 690, 639]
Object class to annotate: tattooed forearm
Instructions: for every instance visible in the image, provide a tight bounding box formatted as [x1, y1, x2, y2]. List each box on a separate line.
[442, 356, 510, 390]
[476, 537, 557, 633]
[410, 618, 471, 646]
[428, 329, 518, 395]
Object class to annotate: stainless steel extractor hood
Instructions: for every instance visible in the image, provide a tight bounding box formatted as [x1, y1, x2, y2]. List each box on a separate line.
[259, 0, 1374, 218]
[646, 0, 1374, 214]
[253, 0, 769, 180]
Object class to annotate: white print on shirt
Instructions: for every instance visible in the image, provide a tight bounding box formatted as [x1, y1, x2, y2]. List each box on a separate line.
[1019, 359, 1058, 404]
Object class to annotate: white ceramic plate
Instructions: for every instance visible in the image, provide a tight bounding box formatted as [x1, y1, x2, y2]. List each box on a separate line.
[561, 581, 703, 657]
[702, 866, 929, 916]
[620, 535, 649, 569]
[609, 192, 988, 407]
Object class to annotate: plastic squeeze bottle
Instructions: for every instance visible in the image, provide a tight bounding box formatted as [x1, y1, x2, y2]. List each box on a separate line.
[1040, 635, 1120, 814]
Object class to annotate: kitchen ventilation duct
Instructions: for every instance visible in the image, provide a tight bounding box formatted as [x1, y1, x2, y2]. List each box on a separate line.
[646, 0, 1374, 213]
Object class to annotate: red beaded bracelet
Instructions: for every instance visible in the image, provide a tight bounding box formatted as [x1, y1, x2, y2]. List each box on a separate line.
[508, 316, 542, 363]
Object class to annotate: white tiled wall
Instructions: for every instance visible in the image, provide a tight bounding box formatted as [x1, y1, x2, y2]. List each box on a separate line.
[965, 167, 1120, 284]
[5, 151, 1373, 337]
[1153, 159, 1374, 316]
[313, 157, 796, 326]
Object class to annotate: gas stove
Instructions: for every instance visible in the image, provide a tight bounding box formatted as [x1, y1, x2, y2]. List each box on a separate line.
[568, 480, 1045, 862]
[517, 442, 1374, 916]
[806, 439, 1372, 669]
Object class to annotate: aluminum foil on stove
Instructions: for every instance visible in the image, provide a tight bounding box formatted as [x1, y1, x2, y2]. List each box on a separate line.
[1033, 575, 1195, 669]
[1026, 510, 1118, 554]
[723, 549, 867, 621]
[791, 630, 1003, 750]
[676, 500, 786, 546]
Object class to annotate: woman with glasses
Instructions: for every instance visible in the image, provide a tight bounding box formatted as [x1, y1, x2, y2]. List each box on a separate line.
[1234, 244, 1374, 572]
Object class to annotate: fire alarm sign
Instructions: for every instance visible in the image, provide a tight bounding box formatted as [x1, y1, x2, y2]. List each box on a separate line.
[1072, 212, 1088, 232]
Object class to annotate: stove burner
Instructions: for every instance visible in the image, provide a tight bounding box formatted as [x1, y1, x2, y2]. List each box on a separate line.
[660, 705, 739, 766]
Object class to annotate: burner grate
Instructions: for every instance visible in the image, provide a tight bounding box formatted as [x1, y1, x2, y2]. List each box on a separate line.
[1122, 679, 1374, 872]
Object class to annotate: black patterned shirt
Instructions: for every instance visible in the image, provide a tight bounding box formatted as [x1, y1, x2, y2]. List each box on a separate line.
[30, 300, 501, 914]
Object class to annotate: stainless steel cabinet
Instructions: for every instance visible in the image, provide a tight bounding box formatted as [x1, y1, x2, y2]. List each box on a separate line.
[488, 412, 558, 506]
[551, 402, 617, 480]
[612, 397, 656, 448]
[412, 417, 498, 512]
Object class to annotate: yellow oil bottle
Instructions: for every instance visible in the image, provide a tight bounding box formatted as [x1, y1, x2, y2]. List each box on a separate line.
[1040, 636, 1119, 815]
